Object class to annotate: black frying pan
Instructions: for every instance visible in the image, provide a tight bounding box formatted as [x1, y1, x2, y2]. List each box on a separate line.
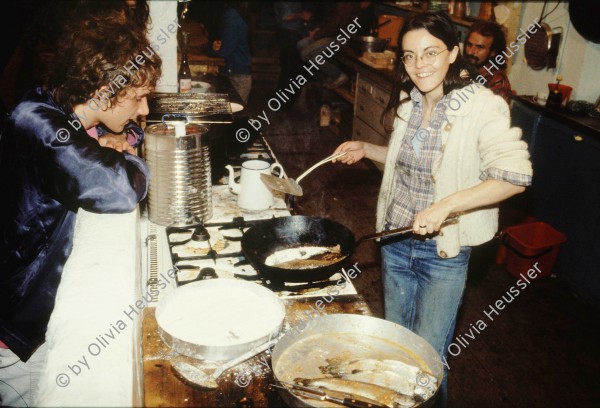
[241, 215, 355, 283]
[241, 215, 460, 283]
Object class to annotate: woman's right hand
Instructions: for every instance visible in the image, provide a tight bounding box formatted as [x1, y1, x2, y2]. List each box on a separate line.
[332, 141, 366, 165]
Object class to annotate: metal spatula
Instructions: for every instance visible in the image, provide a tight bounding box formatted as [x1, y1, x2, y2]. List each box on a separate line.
[260, 152, 348, 196]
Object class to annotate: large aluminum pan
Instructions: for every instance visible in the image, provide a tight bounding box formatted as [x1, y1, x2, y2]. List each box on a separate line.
[156, 279, 285, 361]
[271, 314, 443, 407]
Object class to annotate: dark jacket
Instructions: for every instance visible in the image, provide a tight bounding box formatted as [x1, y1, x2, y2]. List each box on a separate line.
[207, 7, 252, 75]
[0, 88, 149, 361]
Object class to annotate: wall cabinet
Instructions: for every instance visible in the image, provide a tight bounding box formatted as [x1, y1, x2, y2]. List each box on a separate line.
[512, 99, 600, 307]
[352, 75, 392, 171]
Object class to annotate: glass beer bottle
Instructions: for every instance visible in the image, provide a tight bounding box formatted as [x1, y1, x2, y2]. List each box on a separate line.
[179, 32, 192, 93]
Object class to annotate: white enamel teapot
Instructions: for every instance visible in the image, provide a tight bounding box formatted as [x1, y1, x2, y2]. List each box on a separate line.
[225, 160, 284, 211]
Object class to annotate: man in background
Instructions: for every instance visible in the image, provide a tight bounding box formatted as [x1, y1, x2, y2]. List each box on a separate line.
[464, 21, 513, 103]
[274, 2, 319, 108]
[206, 2, 252, 104]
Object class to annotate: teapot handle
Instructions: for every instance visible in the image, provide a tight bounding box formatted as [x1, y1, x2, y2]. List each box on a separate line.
[270, 162, 285, 179]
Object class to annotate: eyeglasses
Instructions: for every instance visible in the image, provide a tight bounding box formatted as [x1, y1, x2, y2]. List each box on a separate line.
[401, 49, 449, 67]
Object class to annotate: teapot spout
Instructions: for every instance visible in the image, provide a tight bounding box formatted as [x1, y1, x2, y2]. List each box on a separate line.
[225, 165, 241, 194]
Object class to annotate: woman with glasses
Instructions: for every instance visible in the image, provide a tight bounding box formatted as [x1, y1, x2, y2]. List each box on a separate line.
[333, 11, 531, 407]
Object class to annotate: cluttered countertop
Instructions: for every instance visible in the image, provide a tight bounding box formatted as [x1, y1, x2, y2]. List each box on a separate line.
[142, 297, 372, 407]
[36, 74, 441, 407]
[335, 45, 396, 92]
[512, 94, 600, 141]
[136, 65, 445, 404]
[139, 134, 376, 406]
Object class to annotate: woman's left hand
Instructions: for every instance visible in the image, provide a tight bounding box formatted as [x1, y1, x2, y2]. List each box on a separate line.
[413, 204, 452, 235]
[411, 180, 528, 235]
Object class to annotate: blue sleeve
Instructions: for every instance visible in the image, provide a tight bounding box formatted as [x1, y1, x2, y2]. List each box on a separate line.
[97, 121, 145, 147]
[14, 102, 149, 213]
[206, 9, 243, 59]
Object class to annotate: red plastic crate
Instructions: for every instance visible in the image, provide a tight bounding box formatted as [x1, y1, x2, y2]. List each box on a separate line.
[496, 221, 567, 280]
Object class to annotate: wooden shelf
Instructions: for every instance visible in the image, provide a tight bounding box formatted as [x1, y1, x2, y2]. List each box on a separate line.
[382, 2, 476, 27]
[331, 86, 355, 104]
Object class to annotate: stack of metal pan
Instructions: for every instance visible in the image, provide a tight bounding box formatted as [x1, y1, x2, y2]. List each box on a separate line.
[146, 93, 234, 125]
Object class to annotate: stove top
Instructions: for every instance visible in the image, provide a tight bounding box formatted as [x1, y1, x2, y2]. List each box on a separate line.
[165, 218, 356, 295]
[141, 138, 357, 305]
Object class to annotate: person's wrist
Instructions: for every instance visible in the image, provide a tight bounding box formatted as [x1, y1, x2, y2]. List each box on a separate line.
[437, 195, 459, 215]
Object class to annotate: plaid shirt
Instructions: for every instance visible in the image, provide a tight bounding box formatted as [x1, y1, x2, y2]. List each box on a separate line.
[385, 88, 449, 229]
[481, 65, 512, 103]
[385, 86, 532, 230]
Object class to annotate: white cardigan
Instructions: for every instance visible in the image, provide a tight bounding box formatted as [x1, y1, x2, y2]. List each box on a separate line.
[376, 84, 532, 258]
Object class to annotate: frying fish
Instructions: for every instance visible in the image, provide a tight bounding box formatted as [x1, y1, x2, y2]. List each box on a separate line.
[324, 358, 411, 377]
[323, 358, 436, 385]
[331, 369, 415, 397]
[321, 358, 438, 401]
[265, 245, 344, 269]
[294, 377, 416, 408]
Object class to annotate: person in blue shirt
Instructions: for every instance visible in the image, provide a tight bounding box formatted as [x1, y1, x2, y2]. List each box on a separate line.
[273, 2, 319, 109]
[206, 2, 252, 104]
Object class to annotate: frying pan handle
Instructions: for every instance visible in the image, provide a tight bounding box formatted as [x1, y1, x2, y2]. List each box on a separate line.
[356, 214, 462, 245]
[356, 225, 412, 245]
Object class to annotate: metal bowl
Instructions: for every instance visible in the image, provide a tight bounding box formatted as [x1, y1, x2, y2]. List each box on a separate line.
[156, 279, 285, 361]
[351, 36, 390, 53]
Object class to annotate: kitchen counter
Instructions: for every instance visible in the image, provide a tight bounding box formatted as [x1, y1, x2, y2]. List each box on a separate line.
[36, 209, 143, 406]
[32, 118, 369, 407]
[138, 179, 371, 405]
[138, 135, 373, 405]
[335, 46, 395, 96]
[512, 95, 600, 142]
[511, 95, 600, 307]
[142, 295, 372, 407]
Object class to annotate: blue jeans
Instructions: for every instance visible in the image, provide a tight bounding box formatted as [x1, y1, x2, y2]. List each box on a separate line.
[0, 343, 47, 406]
[381, 237, 471, 408]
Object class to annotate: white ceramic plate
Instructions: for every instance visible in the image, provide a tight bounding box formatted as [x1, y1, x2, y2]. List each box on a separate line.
[192, 81, 211, 89]
[191, 81, 212, 93]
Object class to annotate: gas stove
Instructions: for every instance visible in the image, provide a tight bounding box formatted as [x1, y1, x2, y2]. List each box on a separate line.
[141, 138, 357, 305]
